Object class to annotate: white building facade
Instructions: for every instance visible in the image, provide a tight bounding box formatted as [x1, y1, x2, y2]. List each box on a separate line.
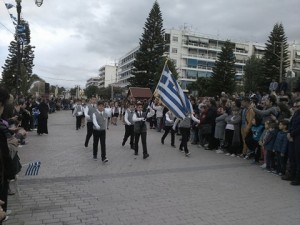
[86, 77, 102, 88]
[98, 65, 118, 88]
[114, 28, 299, 89]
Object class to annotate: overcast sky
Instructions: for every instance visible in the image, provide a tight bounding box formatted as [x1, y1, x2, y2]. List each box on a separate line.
[0, 0, 299, 89]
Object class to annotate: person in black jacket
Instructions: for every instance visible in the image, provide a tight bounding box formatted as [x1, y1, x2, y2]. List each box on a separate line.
[0, 87, 13, 221]
[37, 97, 49, 135]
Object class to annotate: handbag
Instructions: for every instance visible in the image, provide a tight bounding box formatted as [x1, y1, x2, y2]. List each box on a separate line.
[77, 111, 83, 116]
[200, 124, 212, 135]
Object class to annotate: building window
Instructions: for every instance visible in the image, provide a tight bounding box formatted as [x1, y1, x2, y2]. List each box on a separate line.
[172, 36, 178, 42]
[172, 48, 178, 53]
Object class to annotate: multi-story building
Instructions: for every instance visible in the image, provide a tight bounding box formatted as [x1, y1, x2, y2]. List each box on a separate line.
[114, 28, 299, 89]
[86, 77, 102, 88]
[98, 65, 118, 88]
[288, 44, 300, 76]
[115, 46, 139, 87]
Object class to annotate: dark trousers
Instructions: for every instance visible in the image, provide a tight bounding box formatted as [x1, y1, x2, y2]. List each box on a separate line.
[266, 150, 275, 170]
[149, 116, 156, 128]
[84, 122, 93, 147]
[180, 127, 190, 153]
[134, 132, 147, 155]
[37, 117, 48, 134]
[161, 126, 175, 145]
[276, 152, 287, 174]
[0, 179, 8, 212]
[123, 125, 134, 146]
[76, 116, 81, 130]
[224, 129, 233, 150]
[93, 130, 106, 160]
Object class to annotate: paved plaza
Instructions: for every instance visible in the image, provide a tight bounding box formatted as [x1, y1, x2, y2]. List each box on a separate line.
[5, 110, 300, 225]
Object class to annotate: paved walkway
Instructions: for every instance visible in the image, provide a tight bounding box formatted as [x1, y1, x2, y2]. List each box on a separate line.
[6, 110, 300, 225]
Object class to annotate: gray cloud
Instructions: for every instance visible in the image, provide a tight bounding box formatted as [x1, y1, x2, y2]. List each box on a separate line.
[0, 0, 299, 88]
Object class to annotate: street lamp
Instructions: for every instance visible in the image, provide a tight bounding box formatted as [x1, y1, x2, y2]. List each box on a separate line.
[15, 0, 44, 100]
[273, 41, 284, 83]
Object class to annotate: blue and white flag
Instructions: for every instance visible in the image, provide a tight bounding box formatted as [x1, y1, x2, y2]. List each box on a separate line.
[156, 64, 193, 120]
[25, 161, 41, 176]
[5, 3, 14, 9]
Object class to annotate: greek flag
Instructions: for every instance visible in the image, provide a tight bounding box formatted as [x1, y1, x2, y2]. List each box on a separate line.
[25, 161, 41, 176]
[156, 64, 193, 119]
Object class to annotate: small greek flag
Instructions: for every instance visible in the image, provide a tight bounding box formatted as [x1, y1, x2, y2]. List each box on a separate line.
[25, 161, 41, 176]
[156, 64, 193, 119]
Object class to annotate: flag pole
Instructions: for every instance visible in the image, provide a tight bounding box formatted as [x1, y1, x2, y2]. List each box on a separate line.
[153, 59, 169, 96]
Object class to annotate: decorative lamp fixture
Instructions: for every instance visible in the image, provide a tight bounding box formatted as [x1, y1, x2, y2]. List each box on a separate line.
[35, 0, 43, 7]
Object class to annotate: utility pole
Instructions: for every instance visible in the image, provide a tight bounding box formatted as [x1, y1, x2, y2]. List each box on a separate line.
[274, 41, 284, 83]
[16, 0, 22, 100]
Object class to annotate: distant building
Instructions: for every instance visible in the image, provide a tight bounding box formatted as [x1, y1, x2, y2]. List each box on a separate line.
[86, 77, 102, 88]
[115, 46, 139, 87]
[98, 65, 118, 88]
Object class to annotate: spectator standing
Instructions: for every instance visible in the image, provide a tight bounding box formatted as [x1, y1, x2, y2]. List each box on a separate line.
[288, 98, 300, 185]
[37, 97, 49, 135]
[273, 120, 289, 176]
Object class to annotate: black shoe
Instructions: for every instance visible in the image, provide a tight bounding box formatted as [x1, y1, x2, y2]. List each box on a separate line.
[84, 143, 88, 148]
[171, 145, 176, 148]
[122, 142, 125, 146]
[161, 139, 164, 144]
[143, 153, 149, 159]
[134, 152, 138, 155]
[130, 146, 135, 150]
[204, 147, 213, 150]
[102, 158, 108, 163]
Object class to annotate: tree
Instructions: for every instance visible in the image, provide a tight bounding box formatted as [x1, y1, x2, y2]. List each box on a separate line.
[209, 40, 236, 96]
[243, 55, 265, 93]
[129, 1, 165, 89]
[1, 19, 35, 96]
[262, 23, 289, 89]
[187, 77, 210, 97]
[85, 85, 99, 98]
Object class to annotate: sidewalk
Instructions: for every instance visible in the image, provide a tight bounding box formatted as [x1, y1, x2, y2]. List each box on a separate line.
[5, 110, 300, 225]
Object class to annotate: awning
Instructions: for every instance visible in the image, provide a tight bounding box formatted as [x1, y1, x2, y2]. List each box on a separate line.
[200, 38, 209, 43]
[188, 36, 199, 42]
[255, 46, 265, 51]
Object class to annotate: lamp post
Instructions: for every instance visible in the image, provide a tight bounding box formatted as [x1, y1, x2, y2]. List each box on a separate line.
[273, 41, 284, 83]
[15, 0, 44, 100]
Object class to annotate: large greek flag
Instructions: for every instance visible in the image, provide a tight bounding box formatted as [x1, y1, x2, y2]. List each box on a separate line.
[156, 64, 192, 119]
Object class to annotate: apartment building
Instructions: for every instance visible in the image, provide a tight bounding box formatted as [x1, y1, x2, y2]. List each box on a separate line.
[98, 65, 118, 88]
[86, 77, 102, 88]
[115, 46, 139, 87]
[114, 28, 299, 89]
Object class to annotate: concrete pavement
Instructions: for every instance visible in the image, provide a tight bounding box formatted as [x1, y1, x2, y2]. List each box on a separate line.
[5, 110, 300, 225]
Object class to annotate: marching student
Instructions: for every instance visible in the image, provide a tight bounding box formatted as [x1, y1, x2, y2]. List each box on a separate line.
[152, 99, 164, 132]
[173, 113, 200, 157]
[72, 99, 83, 130]
[161, 109, 176, 147]
[132, 101, 151, 159]
[92, 101, 108, 163]
[111, 101, 121, 125]
[122, 102, 135, 149]
[83, 96, 97, 148]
